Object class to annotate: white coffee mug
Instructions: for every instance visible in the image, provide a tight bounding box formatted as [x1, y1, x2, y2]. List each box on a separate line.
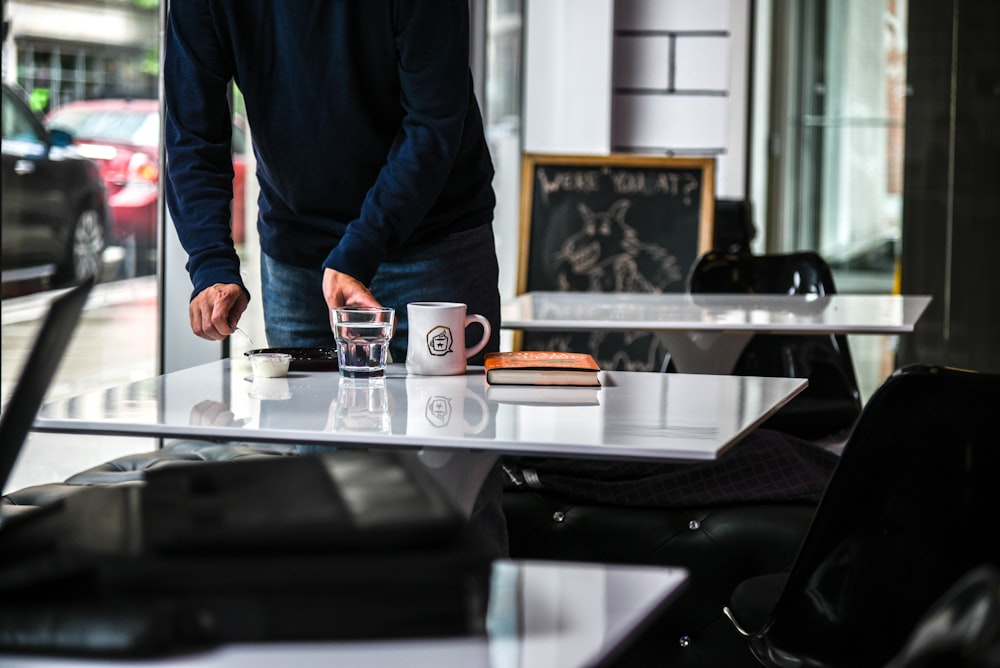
[406, 302, 492, 376]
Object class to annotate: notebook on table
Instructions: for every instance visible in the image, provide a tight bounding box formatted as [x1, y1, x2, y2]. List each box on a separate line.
[0, 277, 491, 657]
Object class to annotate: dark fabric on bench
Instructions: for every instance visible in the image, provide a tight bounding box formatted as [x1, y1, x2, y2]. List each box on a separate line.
[503, 428, 839, 507]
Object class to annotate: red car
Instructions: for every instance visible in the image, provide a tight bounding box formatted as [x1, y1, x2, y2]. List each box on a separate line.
[46, 98, 247, 271]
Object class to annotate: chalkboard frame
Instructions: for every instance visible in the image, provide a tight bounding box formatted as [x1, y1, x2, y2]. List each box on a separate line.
[513, 153, 715, 368]
[516, 153, 716, 295]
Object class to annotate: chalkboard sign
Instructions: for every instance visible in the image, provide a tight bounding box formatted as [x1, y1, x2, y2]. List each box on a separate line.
[516, 153, 715, 371]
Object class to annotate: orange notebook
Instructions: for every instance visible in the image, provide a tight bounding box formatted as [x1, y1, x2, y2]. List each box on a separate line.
[483, 351, 601, 386]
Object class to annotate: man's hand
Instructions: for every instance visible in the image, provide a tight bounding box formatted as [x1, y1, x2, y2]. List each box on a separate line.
[190, 283, 249, 340]
[323, 268, 382, 310]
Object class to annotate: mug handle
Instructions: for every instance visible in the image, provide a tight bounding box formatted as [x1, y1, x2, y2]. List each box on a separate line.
[463, 314, 492, 359]
[463, 390, 490, 434]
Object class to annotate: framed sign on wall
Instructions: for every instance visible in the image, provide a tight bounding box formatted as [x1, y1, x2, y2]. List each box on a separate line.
[516, 153, 715, 370]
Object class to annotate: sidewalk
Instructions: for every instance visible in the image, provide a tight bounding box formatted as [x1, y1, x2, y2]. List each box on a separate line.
[1, 277, 159, 405]
[2, 277, 161, 494]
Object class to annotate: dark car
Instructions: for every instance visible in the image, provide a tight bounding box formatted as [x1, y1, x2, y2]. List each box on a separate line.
[45, 98, 247, 272]
[2, 83, 110, 288]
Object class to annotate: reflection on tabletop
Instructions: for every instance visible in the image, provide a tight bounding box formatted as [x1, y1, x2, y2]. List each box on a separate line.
[331, 377, 391, 434]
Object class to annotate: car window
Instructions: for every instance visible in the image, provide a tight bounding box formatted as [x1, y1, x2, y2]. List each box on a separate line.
[2, 88, 43, 142]
[46, 108, 159, 148]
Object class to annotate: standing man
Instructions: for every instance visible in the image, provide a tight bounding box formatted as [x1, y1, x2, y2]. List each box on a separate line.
[164, 1, 501, 364]
[165, 2, 507, 558]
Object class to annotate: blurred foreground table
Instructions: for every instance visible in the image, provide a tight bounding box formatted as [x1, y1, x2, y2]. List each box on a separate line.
[0, 559, 687, 668]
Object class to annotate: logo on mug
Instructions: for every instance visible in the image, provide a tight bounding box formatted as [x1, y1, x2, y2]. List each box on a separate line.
[424, 395, 452, 428]
[426, 325, 454, 356]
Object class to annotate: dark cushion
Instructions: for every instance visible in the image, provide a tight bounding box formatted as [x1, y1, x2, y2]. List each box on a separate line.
[1, 441, 299, 517]
[503, 490, 815, 667]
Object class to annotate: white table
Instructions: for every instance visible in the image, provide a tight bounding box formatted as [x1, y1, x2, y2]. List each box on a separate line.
[501, 291, 933, 373]
[0, 559, 687, 668]
[34, 361, 806, 462]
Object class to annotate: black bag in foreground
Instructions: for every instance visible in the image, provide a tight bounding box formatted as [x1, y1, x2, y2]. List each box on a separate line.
[0, 449, 492, 657]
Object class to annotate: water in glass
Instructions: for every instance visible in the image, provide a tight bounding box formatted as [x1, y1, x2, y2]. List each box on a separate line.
[331, 307, 395, 378]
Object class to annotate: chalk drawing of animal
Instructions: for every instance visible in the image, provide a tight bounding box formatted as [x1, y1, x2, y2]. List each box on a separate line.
[554, 200, 683, 293]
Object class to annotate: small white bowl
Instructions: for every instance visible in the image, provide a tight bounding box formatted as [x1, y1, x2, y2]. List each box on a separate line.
[249, 352, 292, 378]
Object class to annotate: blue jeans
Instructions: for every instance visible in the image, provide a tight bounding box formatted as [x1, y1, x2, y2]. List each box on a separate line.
[260, 223, 501, 364]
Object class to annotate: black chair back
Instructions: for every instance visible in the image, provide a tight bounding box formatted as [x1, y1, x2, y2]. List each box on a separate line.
[686, 251, 862, 440]
[885, 564, 1000, 668]
[754, 365, 1000, 667]
[712, 198, 756, 254]
[689, 250, 836, 295]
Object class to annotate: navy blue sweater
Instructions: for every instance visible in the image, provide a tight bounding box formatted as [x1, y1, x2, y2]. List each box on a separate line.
[164, 0, 495, 299]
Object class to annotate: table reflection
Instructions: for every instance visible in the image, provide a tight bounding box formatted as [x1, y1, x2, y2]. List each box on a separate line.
[405, 375, 490, 439]
[333, 378, 390, 434]
[249, 377, 291, 401]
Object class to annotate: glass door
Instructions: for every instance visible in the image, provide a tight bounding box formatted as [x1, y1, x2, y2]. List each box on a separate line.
[774, 0, 908, 293]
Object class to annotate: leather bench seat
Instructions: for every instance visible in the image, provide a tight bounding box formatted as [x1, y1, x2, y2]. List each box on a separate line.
[496, 427, 836, 665]
[1, 440, 298, 518]
[502, 488, 816, 667]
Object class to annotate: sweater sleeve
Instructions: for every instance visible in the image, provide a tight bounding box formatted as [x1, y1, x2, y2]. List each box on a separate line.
[322, 0, 475, 285]
[163, 0, 245, 300]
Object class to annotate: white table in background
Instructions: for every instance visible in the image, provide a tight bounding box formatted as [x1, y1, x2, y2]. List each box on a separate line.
[33, 361, 805, 463]
[501, 291, 933, 374]
[0, 559, 688, 668]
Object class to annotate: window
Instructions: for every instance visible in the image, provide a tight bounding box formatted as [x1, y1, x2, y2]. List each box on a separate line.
[773, 0, 908, 293]
[2, 0, 161, 492]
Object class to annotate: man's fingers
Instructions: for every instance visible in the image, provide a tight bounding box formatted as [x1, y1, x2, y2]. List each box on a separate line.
[323, 268, 382, 310]
[189, 283, 245, 341]
[189, 301, 222, 340]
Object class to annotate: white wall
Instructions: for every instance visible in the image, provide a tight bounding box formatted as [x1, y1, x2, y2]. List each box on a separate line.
[749, 0, 773, 250]
[523, 0, 751, 199]
[523, 0, 615, 154]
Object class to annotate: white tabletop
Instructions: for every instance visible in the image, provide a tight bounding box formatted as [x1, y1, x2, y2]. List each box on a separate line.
[501, 291, 932, 334]
[0, 559, 688, 668]
[502, 291, 932, 373]
[34, 361, 806, 462]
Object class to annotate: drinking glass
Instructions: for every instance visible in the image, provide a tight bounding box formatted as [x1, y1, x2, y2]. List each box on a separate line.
[330, 306, 395, 378]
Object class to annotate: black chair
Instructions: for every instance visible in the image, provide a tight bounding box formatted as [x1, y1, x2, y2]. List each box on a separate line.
[722, 364, 1000, 668]
[884, 564, 1000, 668]
[712, 198, 756, 254]
[685, 250, 862, 441]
